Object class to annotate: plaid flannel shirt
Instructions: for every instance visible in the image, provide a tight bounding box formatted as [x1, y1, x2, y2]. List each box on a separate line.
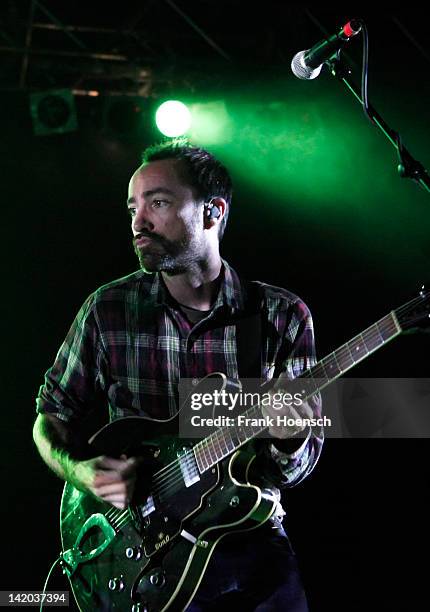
[36, 260, 323, 489]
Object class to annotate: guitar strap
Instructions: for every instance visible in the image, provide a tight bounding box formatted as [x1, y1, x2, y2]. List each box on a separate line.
[235, 280, 263, 379]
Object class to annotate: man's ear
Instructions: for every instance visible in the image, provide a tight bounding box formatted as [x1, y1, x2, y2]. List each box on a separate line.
[203, 197, 226, 229]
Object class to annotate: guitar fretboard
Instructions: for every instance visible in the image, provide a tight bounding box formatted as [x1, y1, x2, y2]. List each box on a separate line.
[302, 310, 401, 389]
[193, 310, 402, 473]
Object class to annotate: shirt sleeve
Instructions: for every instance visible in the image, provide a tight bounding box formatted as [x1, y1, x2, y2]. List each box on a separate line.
[264, 299, 324, 488]
[36, 293, 107, 423]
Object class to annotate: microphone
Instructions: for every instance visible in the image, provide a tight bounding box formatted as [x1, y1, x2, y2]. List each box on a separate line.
[291, 20, 362, 80]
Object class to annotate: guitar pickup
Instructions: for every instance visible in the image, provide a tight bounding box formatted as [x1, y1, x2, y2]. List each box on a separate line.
[139, 495, 156, 519]
[177, 448, 200, 487]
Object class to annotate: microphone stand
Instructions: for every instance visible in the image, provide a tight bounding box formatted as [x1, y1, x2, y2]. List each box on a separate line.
[326, 56, 430, 195]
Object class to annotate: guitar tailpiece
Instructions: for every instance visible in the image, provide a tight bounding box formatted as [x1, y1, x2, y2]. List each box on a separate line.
[59, 553, 73, 578]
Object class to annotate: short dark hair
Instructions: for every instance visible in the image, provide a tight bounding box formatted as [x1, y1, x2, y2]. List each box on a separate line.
[141, 138, 232, 240]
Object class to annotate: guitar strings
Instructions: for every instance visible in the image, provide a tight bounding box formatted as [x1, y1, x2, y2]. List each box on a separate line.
[150, 426, 261, 499]
[148, 424, 239, 488]
[395, 291, 428, 318]
[95, 294, 429, 529]
[307, 294, 428, 381]
[121, 292, 430, 502]
[308, 321, 396, 380]
[150, 421, 253, 495]
[147, 421, 256, 499]
[150, 421, 267, 499]
[105, 507, 129, 528]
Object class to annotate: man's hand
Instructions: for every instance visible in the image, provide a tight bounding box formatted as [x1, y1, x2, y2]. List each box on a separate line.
[33, 414, 141, 510]
[261, 374, 314, 440]
[72, 455, 140, 509]
[33, 414, 142, 509]
[262, 397, 313, 439]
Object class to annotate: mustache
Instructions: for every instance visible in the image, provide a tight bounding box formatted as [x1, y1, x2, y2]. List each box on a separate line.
[133, 231, 164, 245]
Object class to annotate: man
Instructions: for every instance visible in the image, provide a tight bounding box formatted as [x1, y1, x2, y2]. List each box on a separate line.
[33, 139, 323, 611]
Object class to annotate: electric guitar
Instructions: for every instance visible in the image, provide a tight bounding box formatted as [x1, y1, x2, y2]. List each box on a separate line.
[60, 284, 429, 611]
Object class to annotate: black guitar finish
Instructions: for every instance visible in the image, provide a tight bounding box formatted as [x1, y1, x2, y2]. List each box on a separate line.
[60, 284, 430, 611]
[61, 411, 276, 612]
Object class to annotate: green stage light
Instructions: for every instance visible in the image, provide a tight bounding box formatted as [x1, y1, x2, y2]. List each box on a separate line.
[155, 100, 191, 137]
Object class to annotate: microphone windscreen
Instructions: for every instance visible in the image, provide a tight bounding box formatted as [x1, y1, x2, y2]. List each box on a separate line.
[291, 50, 324, 80]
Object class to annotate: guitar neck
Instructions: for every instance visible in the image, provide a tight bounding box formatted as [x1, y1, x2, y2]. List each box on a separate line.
[193, 310, 402, 473]
[302, 309, 402, 389]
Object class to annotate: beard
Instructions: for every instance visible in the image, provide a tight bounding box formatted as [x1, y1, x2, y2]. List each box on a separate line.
[133, 232, 201, 275]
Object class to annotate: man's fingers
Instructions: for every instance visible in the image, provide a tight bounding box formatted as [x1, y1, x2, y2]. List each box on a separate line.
[94, 455, 137, 470]
[265, 401, 313, 439]
[93, 479, 136, 508]
[296, 400, 313, 419]
[102, 494, 130, 510]
[270, 405, 301, 437]
[94, 456, 139, 476]
[93, 481, 130, 497]
[90, 456, 140, 493]
[122, 457, 140, 476]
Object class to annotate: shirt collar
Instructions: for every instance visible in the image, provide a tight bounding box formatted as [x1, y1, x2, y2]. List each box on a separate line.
[147, 258, 245, 313]
[214, 258, 244, 312]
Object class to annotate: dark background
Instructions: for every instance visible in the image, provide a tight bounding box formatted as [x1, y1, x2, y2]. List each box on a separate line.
[2, 3, 429, 610]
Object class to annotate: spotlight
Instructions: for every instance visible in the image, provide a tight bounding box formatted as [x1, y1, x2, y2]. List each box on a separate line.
[155, 100, 191, 137]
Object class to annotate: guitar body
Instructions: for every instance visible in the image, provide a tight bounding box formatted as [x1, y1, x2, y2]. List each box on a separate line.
[60, 414, 277, 611]
[59, 283, 430, 610]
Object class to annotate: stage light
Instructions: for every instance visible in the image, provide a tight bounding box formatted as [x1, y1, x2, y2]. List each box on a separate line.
[155, 100, 191, 137]
[188, 100, 232, 145]
[29, 89, 77, 135]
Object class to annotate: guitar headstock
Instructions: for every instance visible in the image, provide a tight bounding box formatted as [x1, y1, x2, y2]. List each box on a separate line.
[395, 283, 430, 333]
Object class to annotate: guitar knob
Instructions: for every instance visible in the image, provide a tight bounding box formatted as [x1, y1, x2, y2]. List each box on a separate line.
[125, 546, 143, 560]
[149, 571, 166, 587]
[229, 495, 240, 507]
[108, 576, 125, 591]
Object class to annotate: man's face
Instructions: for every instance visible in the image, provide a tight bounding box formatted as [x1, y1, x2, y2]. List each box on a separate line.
[127, 159, 205, 274]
